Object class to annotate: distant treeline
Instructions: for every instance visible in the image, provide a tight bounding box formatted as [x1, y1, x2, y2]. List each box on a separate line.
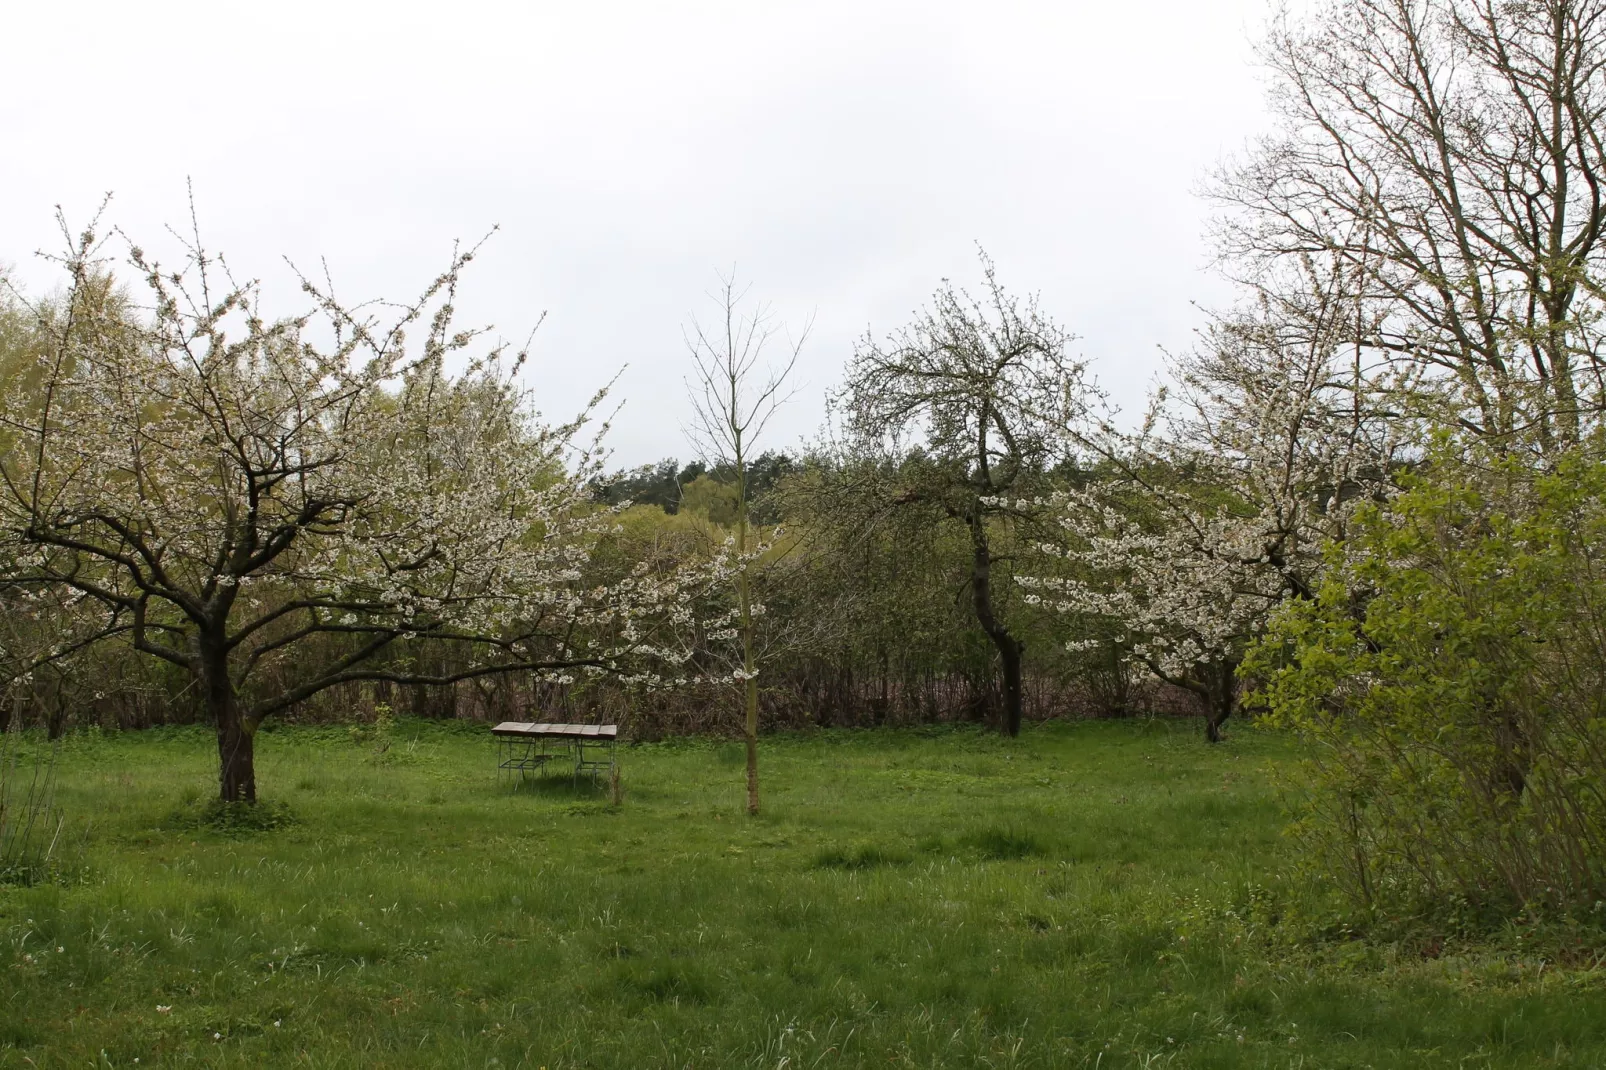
[590, 452, 796, 524]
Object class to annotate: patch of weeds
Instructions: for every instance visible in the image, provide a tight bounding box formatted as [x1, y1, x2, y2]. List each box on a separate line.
[563, 803, 618, 818]
[352, 702, 396, 762]
[811, 843, 911, 870]
[767, 898, 818, 929]
[0, 857, 70, 888]
[0, 1017, 38, 1047]
[960, 826, 1044, 861]
[165, 798, 297, 836]
[358, 706, 431, 767]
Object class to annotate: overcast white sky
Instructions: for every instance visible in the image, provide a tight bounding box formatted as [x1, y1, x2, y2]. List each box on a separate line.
[3, 0, 1273, 467]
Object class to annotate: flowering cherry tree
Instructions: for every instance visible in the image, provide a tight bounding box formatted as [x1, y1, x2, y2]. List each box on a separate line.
[0, 214, 685, 801]
[837, 251, 1086, 736]
[1024, 262, 1406, 740]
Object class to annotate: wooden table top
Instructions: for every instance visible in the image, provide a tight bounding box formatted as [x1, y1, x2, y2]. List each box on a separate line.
[491, 722, 619, 740]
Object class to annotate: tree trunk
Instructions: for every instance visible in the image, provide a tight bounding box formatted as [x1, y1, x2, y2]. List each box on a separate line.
[201, 638, 255, 803]
[999, 640, 1024, 737]
[743, 675, 759, 816]
[737, 476, 760, 816]
[968, 514, 1024, 737]
[1203, 661, 1235, 744]
[874, 647, 889, 726]
[217, 708, 256, 803]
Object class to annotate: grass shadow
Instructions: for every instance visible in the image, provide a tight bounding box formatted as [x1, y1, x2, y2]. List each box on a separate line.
[960, 825, 1045, 861]
[505, 773, 612, 801]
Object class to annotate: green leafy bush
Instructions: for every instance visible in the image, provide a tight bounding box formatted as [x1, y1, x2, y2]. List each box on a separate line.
[165, 798, 298, 836]
[1248, 448, 1606, 919]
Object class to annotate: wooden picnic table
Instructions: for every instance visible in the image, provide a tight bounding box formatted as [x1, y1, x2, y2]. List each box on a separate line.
[492, 721, 618, 781]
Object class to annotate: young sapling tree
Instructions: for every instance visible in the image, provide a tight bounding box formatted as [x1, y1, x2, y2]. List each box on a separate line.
[682, 271, 806, 815]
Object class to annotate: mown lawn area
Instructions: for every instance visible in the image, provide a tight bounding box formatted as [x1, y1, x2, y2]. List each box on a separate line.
[1, 718, 1602, 1068]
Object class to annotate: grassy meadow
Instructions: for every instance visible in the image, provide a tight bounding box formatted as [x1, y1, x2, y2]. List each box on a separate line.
[1, 717, 1603, 1068]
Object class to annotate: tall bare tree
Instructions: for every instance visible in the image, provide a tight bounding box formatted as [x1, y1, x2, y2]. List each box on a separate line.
[683, 272, 805, 815]
[1215, 0, 1606, 451]
[836, 252, 1085, 737]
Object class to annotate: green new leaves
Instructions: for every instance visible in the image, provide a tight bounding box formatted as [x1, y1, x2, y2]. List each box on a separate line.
[1248, 448, 1606, 917]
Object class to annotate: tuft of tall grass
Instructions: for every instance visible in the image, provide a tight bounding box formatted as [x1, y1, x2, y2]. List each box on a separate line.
[0, 717, 64, 884]
[811, 842, 911, 870]
[960, 825, 1045, 860]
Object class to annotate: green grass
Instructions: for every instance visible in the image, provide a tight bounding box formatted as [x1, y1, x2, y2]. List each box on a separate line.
[1, 718, 1603, 1068]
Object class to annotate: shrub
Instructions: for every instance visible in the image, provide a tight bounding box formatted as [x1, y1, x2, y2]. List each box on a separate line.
[1248, 447, 1606, 919]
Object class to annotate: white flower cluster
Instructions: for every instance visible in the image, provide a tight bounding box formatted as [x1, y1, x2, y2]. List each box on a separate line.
[1023, 269, 1408, 684]
[0, 221, 704, 716]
